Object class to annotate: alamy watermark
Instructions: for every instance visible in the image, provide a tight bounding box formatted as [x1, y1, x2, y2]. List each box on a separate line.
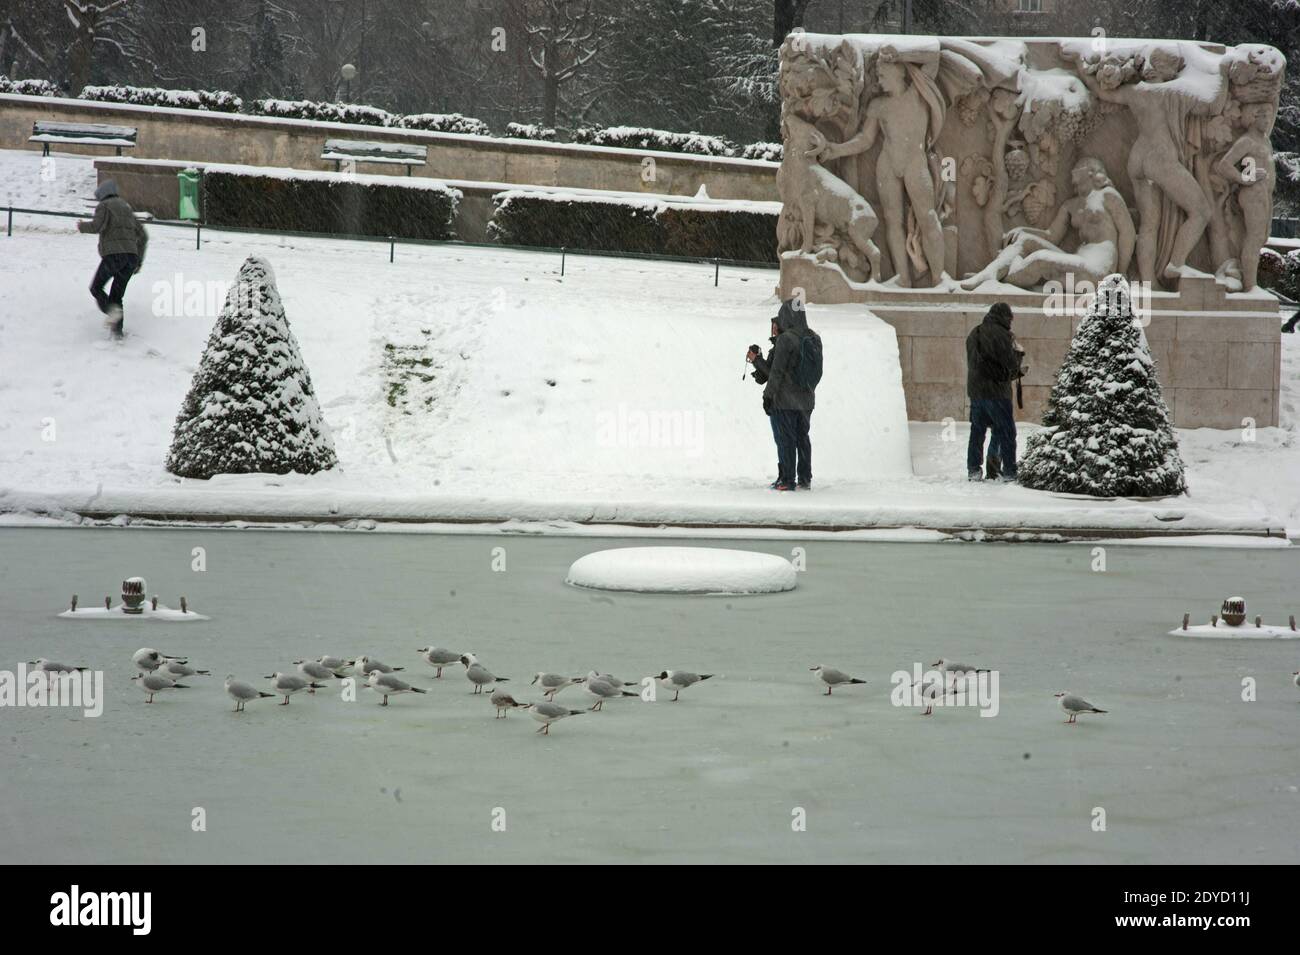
[1, 663, 104, 717]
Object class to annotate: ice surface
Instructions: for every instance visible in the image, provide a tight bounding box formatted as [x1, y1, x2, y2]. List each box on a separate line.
[3, 527, 1299, 864]
[566, 546, 796, 594]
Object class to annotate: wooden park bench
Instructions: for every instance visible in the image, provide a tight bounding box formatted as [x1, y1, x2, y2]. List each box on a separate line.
[30, 121, 138, 156]
[321, 138, 428, 176]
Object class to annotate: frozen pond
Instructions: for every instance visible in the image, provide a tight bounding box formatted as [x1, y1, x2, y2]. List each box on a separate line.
[2, 526, 1298, 864]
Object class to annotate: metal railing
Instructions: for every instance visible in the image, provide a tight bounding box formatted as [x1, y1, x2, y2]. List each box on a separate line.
[2, 205, 777, 286]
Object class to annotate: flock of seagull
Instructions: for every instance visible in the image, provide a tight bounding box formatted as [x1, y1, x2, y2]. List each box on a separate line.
[113, 646, 715, 734]
[16, 648, 1162, 729]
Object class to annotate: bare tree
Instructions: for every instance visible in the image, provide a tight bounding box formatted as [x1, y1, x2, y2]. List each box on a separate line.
[524, 0, 604, 127]
[64, 0, 130, 92]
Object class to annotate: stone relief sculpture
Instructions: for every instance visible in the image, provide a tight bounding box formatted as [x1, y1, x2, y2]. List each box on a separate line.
[778, 34, 1285, 295]
[961, 157, 1134, 289]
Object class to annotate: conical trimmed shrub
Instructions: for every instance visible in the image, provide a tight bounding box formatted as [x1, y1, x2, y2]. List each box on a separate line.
[1018, 274, 1186, 497]
[166, 256, 337, 479]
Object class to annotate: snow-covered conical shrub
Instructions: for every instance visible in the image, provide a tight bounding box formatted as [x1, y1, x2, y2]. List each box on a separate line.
[165, 256, 337, 479]
[1018, 274, 1186, 497]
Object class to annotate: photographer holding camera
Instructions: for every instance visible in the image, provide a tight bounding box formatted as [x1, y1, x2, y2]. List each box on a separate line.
[746, 299, 822, 491]
[965, 301, 1025, 483]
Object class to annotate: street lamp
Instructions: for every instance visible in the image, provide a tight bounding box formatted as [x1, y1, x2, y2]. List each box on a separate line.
[341, 62, 357, 102]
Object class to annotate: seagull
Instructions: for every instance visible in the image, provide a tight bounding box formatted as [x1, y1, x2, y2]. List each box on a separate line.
[490, 688, 525, 718]
[525, 701, 585, 735]
[1293, 670, 1299, 691]
[417, 646, 462, 678]
[461, 654, 507, 694]
[132, 647, 185, 674]
[367, 670, 427, 706]
[312, 655, 354, 677]
[28, 659, 87, 686]
[587, 670, 639, 692]
[810, 665, 866, 696]
[915, 679, 956, 716]
[655, 669, 712, 702]
[131, 672, 188, 703]
[531, 671, 582, 700]
[225, 675, 275, 712]
[157, 660, 210, 680]
[582, 675, 639, 711]
[355, 655, 403, 677]
[1055, 691, 1107, 724]
[294, 660, 339, 689]
[265, 671, 324, 705]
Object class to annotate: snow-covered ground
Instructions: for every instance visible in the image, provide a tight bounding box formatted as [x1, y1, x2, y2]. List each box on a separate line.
[1, 148, 1298, 539]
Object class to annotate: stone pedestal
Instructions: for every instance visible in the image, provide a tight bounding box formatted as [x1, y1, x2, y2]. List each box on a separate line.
[780, 256, 1281, 428]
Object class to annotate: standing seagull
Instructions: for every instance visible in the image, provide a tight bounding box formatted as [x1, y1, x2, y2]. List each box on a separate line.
[265, 672, 324, 705]
[225, 675, 275, 712]
[1055, 691, 1107, 724]
[157, 660, 210, 680]
[312, 655, 354, 677]
[490, 688, 525, 718]
[655, 669, 712, 702]
[915, 679, 956, 716]
[28, 659, 88, 687]
[531, 671, 582, 700]
[417, 646, 462, 678]
[461, 653, 507, 695]
[131, 672, 188, 703]
[366, 670, 427, 706]
[132, 647, 186, 674]
[587, 670, 638, 692]
[355, 655, 404, 677]
[810, 665, 866, 696]
[525, 701, 584, 735]
[583, 675, 639, 711]
[294, 660, 339, 691]
[932, 658, 989, 688]
[1292, 670, 1299, 692]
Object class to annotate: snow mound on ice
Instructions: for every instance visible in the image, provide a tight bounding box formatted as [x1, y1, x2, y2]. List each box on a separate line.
[566, 547, 796, 595]
[1170, 622, 1298, 640]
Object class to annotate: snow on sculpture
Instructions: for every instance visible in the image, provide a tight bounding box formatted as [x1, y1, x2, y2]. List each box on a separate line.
[778, 34, 1286, 293]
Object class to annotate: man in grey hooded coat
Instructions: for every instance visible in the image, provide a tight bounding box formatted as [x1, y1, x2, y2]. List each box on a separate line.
[78, 179, 148, 336]
[747, 299, 819, 490]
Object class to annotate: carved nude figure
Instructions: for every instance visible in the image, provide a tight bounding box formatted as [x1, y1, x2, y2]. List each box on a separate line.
[778, 112, 882, 281]
[1073, 47, 1229, 284]
[961, 157, 1135, 290]
[813, 45, 947, 287]
[1213, 102, 1276, 291]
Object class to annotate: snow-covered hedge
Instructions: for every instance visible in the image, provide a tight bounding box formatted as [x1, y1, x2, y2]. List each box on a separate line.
[394, 112, 491, 136]
[741, 141, 782, 162]
[1259, 246, 1300, 300]
[201, 166, 459, 241]
[167, 256, 337, 480]
[80, 84, 242, 112]
[572, 125, 739, 157]
[504, 122, 557, 141]
[488, 190, 777, 263]
[0, 75, 60, 96]
[250, 98, 394, 127]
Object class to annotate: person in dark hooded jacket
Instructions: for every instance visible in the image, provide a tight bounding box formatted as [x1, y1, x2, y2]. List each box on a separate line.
[746, 299, 818, 490]
[78, 179, 148, 337]
[965, 301, 1023, 482]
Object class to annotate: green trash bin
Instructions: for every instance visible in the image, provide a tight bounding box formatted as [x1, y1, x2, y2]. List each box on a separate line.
[177, 168, 201, 221]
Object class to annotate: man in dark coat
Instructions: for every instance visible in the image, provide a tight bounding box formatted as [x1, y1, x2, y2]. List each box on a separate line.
[78, 179, 148, 337]
[965, 302, 1023, 482]
[747, 299, 818, 490]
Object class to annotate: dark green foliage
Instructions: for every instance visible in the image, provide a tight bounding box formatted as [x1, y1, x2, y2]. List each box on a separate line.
[488, 193, 777, 263]
[1018, 276, 1187, 498]
[200, 170, 458, 240]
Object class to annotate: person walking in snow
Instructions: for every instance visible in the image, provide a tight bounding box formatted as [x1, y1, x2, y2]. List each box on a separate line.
[965, 301, 1023, 482]
[746, 298, 822, 491]
[78, 179, 148, 338]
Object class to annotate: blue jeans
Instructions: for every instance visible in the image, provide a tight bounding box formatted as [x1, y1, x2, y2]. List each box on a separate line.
[967, 398, 1017, 477]
[772, 409, 811, 485]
